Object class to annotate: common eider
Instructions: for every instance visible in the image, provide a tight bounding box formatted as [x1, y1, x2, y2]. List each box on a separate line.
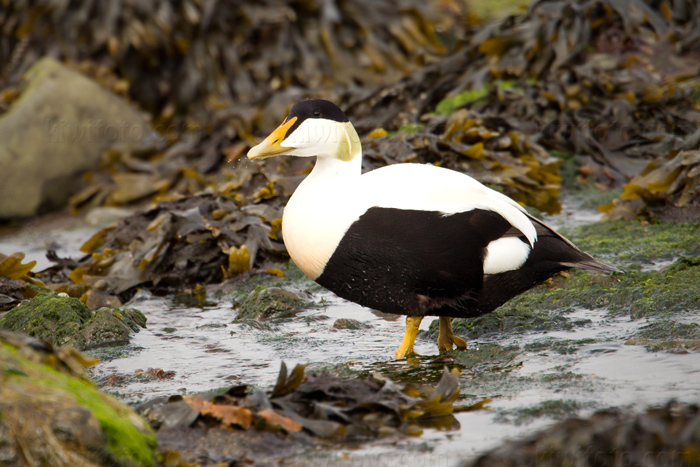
[248, 99, 616, 358]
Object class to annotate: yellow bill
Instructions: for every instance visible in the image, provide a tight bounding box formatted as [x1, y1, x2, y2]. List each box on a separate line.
[247, 117, 298, 160]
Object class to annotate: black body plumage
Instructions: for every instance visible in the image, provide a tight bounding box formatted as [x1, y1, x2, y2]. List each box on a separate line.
[316, 207, 612, 319]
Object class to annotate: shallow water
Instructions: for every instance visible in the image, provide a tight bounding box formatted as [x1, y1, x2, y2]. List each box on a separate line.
[2, 205, 700, 466]
[88, 293, 700, 465]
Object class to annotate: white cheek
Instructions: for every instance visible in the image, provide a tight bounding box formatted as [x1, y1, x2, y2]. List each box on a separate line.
[483, 237, 531, 274]
[282, 119, 343, 149]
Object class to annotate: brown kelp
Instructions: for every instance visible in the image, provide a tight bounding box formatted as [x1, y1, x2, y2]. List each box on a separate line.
[351, 0, 700, 192]
[41, 193, 289, 306]
[362, 110, 563, 213]
[601, 127, 700, 222]
[0, 0, 450, 129]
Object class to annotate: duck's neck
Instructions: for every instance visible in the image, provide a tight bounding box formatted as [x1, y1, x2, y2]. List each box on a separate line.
[306, 153, 362, 185]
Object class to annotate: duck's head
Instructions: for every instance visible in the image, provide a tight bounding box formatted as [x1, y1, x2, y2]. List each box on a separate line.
[248, 99, 361, 162]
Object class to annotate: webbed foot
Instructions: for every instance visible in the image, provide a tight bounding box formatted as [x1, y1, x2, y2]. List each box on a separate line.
[396, 316, 424, 358]
[437, 316, 468, 353]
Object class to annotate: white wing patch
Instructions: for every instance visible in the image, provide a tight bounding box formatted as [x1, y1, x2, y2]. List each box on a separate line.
[483, 237, 531, 274]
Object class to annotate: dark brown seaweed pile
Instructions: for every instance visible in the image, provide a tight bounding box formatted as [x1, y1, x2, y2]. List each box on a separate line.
[40, 193, 290, 306]
[0, 252, 44, 310]
[464, 400, 700, 467]
[0, 0, 454, 214]
[350, 0, 700, 193]
[139, 363, 460, 464]
[601, 127, 700, 222]
[68, 134, 314, 214]
[0, 0, 449, 129]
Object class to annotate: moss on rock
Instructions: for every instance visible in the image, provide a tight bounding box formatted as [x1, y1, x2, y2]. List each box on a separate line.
[235, 286, 307, 321]
[453, 343, 520, 370]
[0, 292, 146, 349]
[332, 318, 372, 330]
[0, 332, 157, 466]
[496, 399, 594, 426]
[0, 292, 92, 345]
[560, 220, 700, 266]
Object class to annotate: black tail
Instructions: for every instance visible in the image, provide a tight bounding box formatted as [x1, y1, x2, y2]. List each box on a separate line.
[440, 217, 617, 318]
[476, 235, 615, 314]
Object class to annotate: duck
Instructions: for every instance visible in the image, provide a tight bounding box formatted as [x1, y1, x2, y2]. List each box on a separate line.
[248, 99, 616, 358]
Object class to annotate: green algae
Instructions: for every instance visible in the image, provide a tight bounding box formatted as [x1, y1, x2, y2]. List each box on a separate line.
[396, 123, 425, 134]
[450, 306, 576, 340]
[634, 321, 700, 340]
[560, 220, 700, 265]
[626, 320, 700, 352]
[539, 372, 584, 383]
[434, 80, 518, 115]
[0, 292, 91, 345]
[496, 399, 594, 426]
[1, 341, 157, 466]
[626, 338, 700, 352]
[0, 291, 146, 349]
[525, 338, 599, 355]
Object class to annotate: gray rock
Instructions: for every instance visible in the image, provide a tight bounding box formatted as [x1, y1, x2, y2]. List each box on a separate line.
[236, 287, 306, 321]
[332, 318, 372, 330]
[0, 57, 154, 219]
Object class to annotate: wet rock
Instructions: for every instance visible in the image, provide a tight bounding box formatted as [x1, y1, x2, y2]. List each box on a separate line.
[332, 318, 372, 330]
[236, 287, 306, 321]
[496, 399, 594, 426]
[453, 343, 520, 371]
[464, 401, 700, 467]
[0, 331, 157, 466]
[80, 308, 146, 349]
[0, 57, 152, 219]
[0, 291, 146, 350]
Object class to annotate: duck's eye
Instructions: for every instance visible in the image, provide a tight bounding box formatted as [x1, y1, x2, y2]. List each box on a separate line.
[313, 110, 321, 117]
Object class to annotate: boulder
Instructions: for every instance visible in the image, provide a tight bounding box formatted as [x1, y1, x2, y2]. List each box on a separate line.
[235, 287, 306, 321]
[0, 291, 146, 349]
[0, 57, 154, 219]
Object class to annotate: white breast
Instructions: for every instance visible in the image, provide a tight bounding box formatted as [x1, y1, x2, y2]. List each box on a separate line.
[282, 157, 364, 279]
